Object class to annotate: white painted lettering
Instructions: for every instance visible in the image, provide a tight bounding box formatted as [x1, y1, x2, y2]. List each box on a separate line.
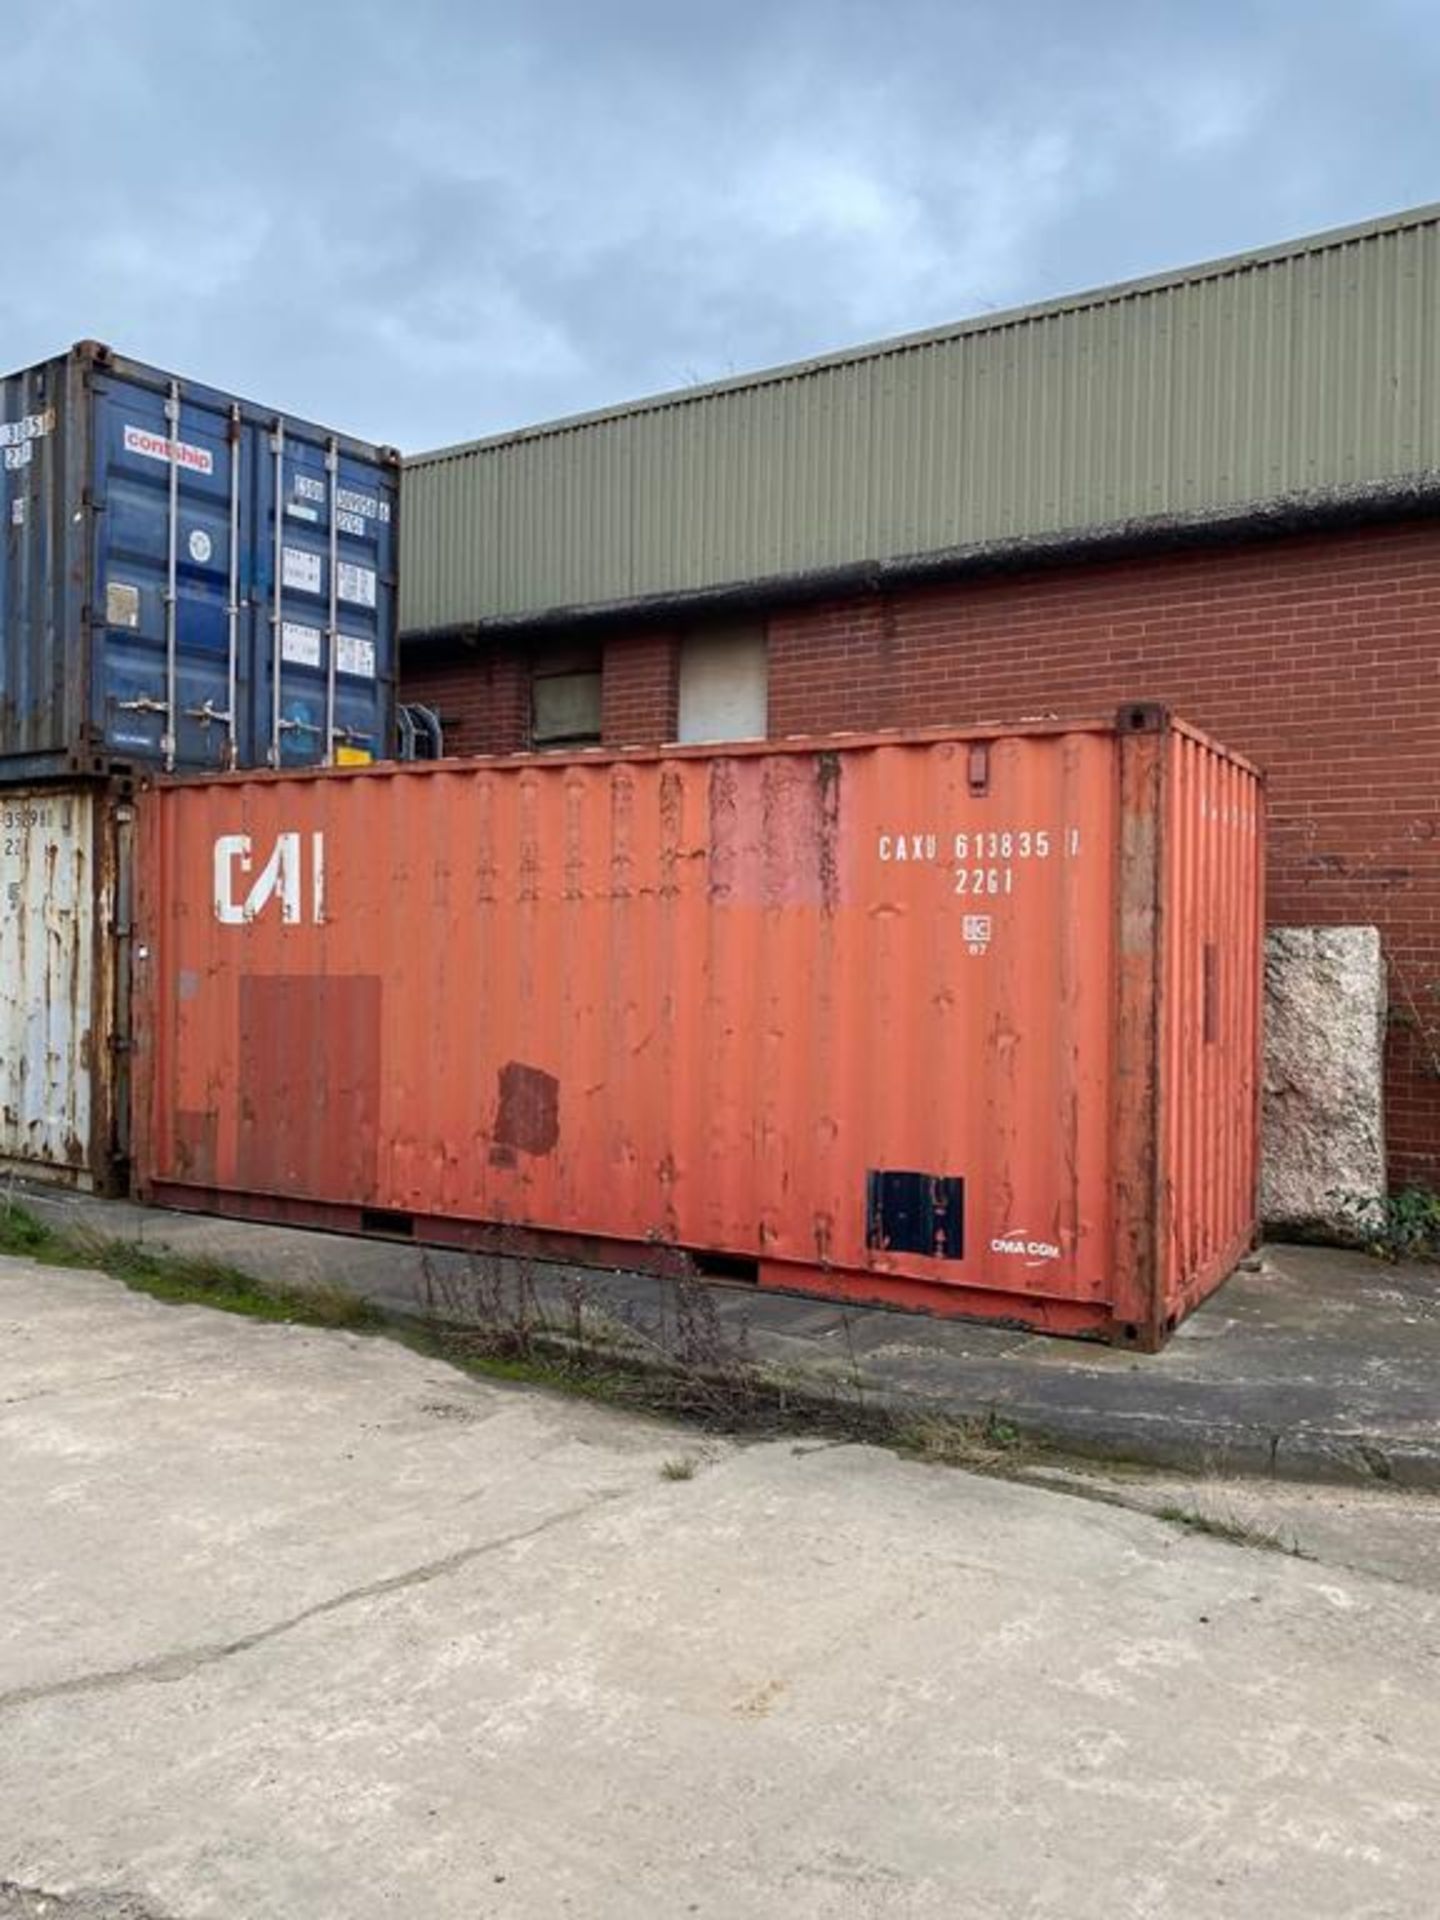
[214, 831, 323, 925]
[0, 408, 55, 449]
[123, 424, 215, 476]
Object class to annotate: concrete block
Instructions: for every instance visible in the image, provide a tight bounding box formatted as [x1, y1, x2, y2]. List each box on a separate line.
[1262, 926, 1386, 1238]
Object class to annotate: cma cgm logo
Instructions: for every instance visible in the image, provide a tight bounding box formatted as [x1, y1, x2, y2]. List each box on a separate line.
[213, 833, 326, 926]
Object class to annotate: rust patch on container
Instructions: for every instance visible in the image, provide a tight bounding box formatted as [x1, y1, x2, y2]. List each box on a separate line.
[491, 1061, 560, 1159]
[173, 1109, 218, 1185]
[707, 754, 840, 909]
[706, 757, 741, 902]
[609, 766, 637, 900]
[659, 764, 685, 898]
[816, 750, 841, 913]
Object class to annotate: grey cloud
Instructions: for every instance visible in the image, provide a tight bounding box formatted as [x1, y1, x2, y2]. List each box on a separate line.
[1, 0, 1436, 449]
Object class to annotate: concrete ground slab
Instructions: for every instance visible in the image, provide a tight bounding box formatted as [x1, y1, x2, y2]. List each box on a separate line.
[1033, 1463, 1440, 1594]
[16, 1187, 1440, 1484]
[2, 1254, 1438, 1919]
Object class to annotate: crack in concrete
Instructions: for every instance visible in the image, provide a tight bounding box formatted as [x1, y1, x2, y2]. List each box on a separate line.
[0, 1361, 201, 1412]
[0, 1489, 624, 1719]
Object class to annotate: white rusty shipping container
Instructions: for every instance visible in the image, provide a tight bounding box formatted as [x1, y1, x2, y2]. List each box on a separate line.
[0, 785, 132, 1190]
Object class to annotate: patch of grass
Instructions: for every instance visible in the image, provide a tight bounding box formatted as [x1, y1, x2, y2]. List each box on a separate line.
[893, 1409, 1028, 1469]
[660, 1456, 698, 1482]
[1154, 1502, 1302, 1555]
[0, 1198, 381, 1330]
[0, 1204, 53, 1257]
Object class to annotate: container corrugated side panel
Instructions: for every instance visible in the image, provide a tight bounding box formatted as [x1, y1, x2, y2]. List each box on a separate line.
[1160, 726, 1264, 1324]
[134, 718, 1262, 1343]
[137, 729, 1132, 1330]
[399, 210, 1440, 632]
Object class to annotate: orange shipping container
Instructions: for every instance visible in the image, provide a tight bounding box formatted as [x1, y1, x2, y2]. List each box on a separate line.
[132, 707, 1263, 1348]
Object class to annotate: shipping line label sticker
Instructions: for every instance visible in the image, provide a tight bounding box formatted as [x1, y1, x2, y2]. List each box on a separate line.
[337, 632, 376, 679]
[337, 561, 377, 608]
[123, 424, 214, 475]
[281, 622, 322, 668]
[279, 626, 376, 678]
[282, 547, 323, 594]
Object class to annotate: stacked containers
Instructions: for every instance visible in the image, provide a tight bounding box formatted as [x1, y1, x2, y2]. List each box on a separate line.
[1, 340, 398, 778]
[1, 341, 399, 1188]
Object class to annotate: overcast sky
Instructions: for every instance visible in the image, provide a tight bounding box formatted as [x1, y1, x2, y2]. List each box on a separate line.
[3, 0, 1436, 451]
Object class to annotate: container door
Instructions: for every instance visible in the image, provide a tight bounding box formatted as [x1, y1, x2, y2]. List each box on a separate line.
[253, 429, 393, 767]
[0, 787, 99, 1180]
[91, 373, 245, 770]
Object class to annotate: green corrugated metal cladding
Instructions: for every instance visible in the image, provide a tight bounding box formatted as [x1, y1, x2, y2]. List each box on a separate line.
[400, 205, 1440, 636]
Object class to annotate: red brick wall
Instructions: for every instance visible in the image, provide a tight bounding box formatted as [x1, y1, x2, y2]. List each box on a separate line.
[402, 642, 530, 754]
[768, 521, 1440, 1182]
[403, 630, 679, 754]
[601, 630, 680, 746]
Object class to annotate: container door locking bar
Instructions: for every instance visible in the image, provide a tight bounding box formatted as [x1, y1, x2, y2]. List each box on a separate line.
[182, 409, 243, 763]
[189, 401, 244, 768]
[119, 380, 183, 769]
[161, 379, 180, 771]
[269, 421, 285, 768]
[325, 436, 339, 767]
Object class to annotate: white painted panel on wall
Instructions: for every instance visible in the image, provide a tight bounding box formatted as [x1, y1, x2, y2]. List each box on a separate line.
[677, 625, 768, 744]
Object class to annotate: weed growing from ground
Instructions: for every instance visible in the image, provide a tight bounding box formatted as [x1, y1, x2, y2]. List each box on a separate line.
[1333, 1187, 1440, 1263]
[893, 1411, 1026, 1469]
[1155, 1502, 1303, 1556]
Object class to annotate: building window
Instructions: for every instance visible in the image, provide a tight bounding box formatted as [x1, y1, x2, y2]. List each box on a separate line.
[676, 621, 768, 744]
[531, 644, 602, 748]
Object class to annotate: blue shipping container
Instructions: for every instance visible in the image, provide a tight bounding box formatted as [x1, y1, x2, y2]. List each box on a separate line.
[0, 341, 398, 777]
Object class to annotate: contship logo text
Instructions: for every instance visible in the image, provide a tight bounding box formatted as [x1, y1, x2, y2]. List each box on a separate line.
[124, 424, 215, 475]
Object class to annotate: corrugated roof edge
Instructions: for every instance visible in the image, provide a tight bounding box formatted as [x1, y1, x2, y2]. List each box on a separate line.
[400, 467, 1440, 644]
[403, 201, 1440, 467]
